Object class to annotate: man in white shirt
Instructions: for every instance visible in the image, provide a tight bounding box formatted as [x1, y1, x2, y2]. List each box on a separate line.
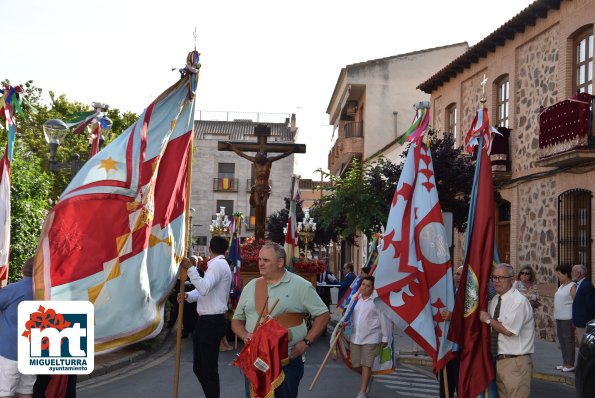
[350, 276, 389, 398]
[181, 236, 232, 398]
[480, 263, 535, 398]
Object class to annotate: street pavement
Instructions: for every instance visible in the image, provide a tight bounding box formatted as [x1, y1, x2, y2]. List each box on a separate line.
[79, 323, 575, 398]
[78, 290, 578, 397]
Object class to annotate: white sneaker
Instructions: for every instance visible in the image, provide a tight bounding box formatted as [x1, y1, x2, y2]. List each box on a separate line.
[562, 366, 575, 372]
[356, 393, 367, 398]
[556, 365, 564, 370]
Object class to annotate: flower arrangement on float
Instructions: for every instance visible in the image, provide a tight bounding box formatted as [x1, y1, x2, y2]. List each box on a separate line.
[239, 237, 326, 274]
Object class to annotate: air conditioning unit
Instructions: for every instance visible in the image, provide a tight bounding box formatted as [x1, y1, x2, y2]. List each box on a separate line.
[345, 100, 358, 116]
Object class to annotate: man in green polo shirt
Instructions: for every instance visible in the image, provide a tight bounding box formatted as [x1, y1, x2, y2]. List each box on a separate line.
[232, 241, 330, 398]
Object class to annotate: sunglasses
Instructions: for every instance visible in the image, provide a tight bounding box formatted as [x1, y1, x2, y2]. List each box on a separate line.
[520, 272, 531, 275]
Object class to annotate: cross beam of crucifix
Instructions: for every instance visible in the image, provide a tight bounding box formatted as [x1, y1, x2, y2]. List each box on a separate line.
[218, 124, 306, 240]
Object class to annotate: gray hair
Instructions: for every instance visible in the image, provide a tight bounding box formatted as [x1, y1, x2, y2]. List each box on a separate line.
[495, 263, 515, 277]
[261, 241, 286, 263]
[573, 264, 587, 276]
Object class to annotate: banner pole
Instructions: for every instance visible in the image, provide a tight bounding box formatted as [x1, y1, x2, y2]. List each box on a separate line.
[442, 366, 450, 398]
[308, 327, 343, 391]
[173, 109, 195, 398]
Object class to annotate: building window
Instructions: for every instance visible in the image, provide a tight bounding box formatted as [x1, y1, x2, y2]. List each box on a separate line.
[446, 104, 457, 144]
[218, 163, 235, 179]
[215, 163, 237, 191]
[215, 200, 234, 217]
[558, 189, 592, 280]
[574, 28, 593, 94]
[496, 77, 510, 128]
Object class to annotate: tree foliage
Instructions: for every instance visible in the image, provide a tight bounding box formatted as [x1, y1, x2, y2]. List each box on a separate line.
[7, 144, 53, 282]
[1, 79, 137, 281]
[313, 134, 474, 242]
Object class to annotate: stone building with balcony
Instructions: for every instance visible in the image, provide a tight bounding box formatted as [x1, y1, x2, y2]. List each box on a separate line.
[418, 0, 595, 341]
[326, 43, 469, 270]
[190, 113, 298, 256]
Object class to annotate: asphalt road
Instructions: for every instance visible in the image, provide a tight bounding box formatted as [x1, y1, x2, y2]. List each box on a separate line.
[77, 333, 577, 398]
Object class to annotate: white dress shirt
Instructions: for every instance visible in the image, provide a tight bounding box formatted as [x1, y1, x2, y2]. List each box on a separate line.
[350, 294, 389, 345]
[489, 287, 535, 355]
[186, 255, 232, 316]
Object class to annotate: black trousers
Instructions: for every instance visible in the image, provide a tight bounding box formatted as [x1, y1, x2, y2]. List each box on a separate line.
[193, 313, 227, 398]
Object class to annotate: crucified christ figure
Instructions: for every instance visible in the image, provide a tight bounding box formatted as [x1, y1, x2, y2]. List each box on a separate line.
[229, 149, 292, 209]
[217, 124, 306, 239]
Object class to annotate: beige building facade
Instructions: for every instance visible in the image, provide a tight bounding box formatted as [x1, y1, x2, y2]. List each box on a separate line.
[326, 43, 469, 271]
[419, 0, 595, 340]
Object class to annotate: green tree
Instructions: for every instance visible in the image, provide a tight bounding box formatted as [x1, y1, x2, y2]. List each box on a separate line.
[314, 134, 474, 242]
[1, 80, 137, 280]
[7, 143, 52, 282]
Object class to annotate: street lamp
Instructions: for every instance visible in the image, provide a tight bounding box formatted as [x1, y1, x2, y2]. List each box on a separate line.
[210, 206, 230, 237]
[298, 208, 316, 259]
[43, 102, 111, 179]
[43, 119, 69, 172]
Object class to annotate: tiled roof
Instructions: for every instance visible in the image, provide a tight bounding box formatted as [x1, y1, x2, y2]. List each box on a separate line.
[194, 120, 295, 141]
[418, 0, 562, 93]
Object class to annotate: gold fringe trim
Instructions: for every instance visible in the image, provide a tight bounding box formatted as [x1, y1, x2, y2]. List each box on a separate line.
[539, 134, 587, 158]
[250, 371, 286, 398]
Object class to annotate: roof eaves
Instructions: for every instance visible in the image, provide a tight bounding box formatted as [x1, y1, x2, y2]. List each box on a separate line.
[417, 0, 562, 93]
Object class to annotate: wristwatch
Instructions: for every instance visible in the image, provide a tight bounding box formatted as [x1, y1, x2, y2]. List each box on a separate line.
[485, 318, 492, 325]
[303, 338, 312, 347]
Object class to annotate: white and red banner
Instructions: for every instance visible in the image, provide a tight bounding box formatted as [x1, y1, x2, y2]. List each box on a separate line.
[374, 139, 455, 373]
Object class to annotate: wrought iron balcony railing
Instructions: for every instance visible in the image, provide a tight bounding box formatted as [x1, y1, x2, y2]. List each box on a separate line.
[213, 178, 239, 192]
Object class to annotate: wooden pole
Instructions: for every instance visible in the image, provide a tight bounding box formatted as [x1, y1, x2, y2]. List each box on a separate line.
[308, 327, 343, 391]
[173, 110, 195, 398]
[173, 267, 187, 398]
[442, 366, 449, 398]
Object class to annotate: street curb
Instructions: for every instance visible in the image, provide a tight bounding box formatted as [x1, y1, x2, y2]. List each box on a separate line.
[327, 319, 575, 386]
[532, 371, 575, 386]
[79, 326, 173, 382]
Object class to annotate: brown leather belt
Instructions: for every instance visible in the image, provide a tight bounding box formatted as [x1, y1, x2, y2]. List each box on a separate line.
[496, 354, 528, 360]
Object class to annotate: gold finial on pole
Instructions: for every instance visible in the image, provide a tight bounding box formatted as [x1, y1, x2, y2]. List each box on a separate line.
[480, 73, 488, 104]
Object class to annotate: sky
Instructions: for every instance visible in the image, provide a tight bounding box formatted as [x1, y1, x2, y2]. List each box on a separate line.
[2, 0, 534, 179]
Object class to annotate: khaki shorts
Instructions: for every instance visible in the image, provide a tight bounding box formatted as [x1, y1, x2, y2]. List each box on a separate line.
[350, 342, 378, 368]
[0, 355, 36, 396]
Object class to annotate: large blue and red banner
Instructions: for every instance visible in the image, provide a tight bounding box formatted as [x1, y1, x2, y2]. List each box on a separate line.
[33, 52, 201, 354]
[448, 138, 497, 397]
[374, 138, 455, 373]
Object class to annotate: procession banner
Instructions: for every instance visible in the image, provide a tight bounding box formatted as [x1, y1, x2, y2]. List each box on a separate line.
[33, 52, 201, 354]
[374, 137, 455, 373]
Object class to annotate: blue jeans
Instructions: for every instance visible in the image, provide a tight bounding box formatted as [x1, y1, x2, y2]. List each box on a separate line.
[244, 356, 304, 398]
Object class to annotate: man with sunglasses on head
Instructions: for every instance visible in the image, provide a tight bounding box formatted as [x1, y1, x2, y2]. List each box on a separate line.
[479, 263, 535, 398]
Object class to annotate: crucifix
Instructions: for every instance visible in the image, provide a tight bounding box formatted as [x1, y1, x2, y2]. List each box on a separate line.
[218, 124, 306, 240]
[480, 73, 488, 104]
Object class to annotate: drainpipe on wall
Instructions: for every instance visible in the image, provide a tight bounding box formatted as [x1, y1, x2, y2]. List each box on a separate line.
[393, 111, 399, 139]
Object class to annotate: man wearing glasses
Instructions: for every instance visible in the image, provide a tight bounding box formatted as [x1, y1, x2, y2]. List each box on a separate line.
[479, 263, 535, 398]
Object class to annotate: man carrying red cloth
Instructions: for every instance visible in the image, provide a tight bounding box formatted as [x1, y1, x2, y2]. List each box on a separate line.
[232, 242, 330, 398]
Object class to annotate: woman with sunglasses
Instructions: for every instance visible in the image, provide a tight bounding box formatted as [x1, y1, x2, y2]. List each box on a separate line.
[513, 266, 541, 309]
